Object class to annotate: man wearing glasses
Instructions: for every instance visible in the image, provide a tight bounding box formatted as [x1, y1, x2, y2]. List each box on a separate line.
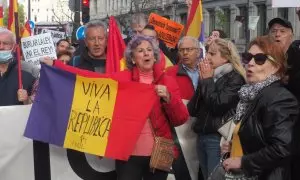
[165, 36, 203, 180]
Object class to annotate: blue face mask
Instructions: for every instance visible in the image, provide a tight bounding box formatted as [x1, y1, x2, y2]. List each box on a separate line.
[0, 50, 13, 64]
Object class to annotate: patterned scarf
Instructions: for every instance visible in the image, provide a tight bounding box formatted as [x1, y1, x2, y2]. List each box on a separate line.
[234, 75, 281, 121]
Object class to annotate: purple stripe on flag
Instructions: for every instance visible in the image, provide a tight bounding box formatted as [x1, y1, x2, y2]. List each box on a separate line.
[24, 64, 75, 146]
[199, 23, 205, 43]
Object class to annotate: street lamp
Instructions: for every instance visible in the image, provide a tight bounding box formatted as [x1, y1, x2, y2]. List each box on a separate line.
[172, 0, 179, 21]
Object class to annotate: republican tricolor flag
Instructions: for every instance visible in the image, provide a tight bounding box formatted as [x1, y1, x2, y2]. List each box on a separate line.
[185, 0, 205, 42]
[21, 20, 31, 38]
[24, 64, 157, 160]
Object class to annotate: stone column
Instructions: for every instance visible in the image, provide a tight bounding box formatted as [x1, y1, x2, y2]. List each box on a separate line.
[266, 0, 277, 24]
[203, 8, 210, 38]
[248, 2, 258, 40]
[289, 8, 300, 40]
[230, 4, 239, 42]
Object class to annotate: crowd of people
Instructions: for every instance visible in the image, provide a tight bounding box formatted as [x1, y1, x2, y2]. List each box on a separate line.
[0, 11, 300, 180]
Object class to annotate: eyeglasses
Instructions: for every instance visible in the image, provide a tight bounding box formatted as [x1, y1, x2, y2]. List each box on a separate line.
[178, 47, 198, 54]
[242, 52, 276, 65]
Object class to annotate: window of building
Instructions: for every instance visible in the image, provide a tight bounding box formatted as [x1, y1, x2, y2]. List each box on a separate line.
[238, 6, 247, 39]
[34, 15, 37, 22]
[52, 16, 55, 22]
[180, 13, 187, 25]
[278, 8, 289, 20]
[208, 9, 215, 33]
[38, 9, 39, 12]
[257, 4, 267, 35]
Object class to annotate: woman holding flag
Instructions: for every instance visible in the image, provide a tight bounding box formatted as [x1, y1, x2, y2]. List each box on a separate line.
[113, 35, 189, 180]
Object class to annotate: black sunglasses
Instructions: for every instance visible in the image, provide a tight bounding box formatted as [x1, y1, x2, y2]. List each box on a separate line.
[242, 53, 276, 65]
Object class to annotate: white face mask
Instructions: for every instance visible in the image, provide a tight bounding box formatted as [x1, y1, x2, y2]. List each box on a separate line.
[0, 50, 13, 64]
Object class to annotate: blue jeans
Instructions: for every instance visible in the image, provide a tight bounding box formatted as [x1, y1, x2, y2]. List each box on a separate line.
[197, 134, 221, 180]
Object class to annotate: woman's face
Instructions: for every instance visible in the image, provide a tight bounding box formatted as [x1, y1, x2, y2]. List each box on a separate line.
[132, 40, 156, 72]
[206, 43, 228, 69]
[246, 45, 279, 84]
[59, 55, 71, 64]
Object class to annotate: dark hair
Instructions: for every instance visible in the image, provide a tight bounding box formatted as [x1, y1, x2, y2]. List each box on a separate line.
[212, 29, 227, 39]
[57, 50, 72, 59]
[56, 39, 70, 47]
[248, 36, 286, 78]
[143, 24, 155, 31]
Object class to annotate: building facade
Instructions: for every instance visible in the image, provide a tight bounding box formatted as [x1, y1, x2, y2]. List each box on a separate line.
[91, 0, 299, 51]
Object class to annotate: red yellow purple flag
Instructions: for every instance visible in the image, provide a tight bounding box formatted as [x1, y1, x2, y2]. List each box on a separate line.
[8, 0, 19, 37]
[106, 16, 126, 73]
[24, 63, 157, 160]
[185, 0, 204, 42]
[21, 20, 31, 38]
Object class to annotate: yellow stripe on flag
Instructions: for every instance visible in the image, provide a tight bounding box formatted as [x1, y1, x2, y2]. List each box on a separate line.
[64, 76, 118, 156]
[186, 2, 203, 38]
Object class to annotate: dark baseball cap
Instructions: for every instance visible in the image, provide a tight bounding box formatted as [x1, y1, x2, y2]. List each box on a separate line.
[268, 17, 293, 32]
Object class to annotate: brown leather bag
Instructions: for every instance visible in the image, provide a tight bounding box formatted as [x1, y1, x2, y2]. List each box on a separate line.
[149, 124, 174, 172]
[149, 136, 174, 172]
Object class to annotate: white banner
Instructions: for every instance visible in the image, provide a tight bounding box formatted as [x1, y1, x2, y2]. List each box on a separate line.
[21, 33, 57, 67]
[41, 29, 66, 45]
[179, 99, 199, 180]
[272, 0, 300, 7]
[0, 105, 115, 180]
[0, 105, 177, 180]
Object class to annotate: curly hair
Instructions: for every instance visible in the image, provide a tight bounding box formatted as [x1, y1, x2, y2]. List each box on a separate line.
[124, 35, 160, 70]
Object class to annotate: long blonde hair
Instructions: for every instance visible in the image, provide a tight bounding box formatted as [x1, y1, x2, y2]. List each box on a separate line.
[211, 39, 246, 80]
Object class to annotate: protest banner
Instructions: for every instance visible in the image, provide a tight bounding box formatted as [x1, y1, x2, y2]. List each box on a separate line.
[41, 29, 66, 44]
[0, 104, 176, 180]
[21, 33, 57, 67]
[148, 13, 184, 48]
[272, 0, 300, 7]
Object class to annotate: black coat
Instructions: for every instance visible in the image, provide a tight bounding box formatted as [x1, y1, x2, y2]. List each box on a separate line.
[0, 61, 36, 106]
[76, 48, 106, 73]
[240, 81, 299, 180]
[188, 70, 245, 134]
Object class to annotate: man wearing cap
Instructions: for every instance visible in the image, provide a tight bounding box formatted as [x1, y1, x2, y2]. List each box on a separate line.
[268, 17, 294, 53]
[269, 17, 300, 180]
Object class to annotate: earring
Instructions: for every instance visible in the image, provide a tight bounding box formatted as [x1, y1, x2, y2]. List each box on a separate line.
[132, 61, 136, 64]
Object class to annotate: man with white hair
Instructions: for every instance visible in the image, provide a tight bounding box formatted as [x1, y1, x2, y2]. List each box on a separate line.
[165, 36, 203, 180]
[0, 28, 35, 106]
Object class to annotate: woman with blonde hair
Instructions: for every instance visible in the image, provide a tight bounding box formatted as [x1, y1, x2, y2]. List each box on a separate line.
[188, 38, 245, 180]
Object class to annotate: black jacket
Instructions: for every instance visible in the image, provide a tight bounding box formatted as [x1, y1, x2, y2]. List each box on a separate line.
[240, 81, 299, 180]
[188, 70, 245, 134]
[76, 48, 106, 73]
[0, 61, 36, 106]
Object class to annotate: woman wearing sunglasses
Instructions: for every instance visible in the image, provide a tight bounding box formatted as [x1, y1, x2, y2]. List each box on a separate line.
[188, 38, 246, 180]
[221, 36, 299, 180]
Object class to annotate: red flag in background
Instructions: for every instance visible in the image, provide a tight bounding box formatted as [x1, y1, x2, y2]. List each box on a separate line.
[106, 16, 126, 73]
[8, 0, 19, 38]
[21, 20, 31, 38]
[0, 6, 4, 27]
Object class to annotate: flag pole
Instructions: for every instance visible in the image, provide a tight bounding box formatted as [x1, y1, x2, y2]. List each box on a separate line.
[14, 1, 22, 88]
[16, 45, 22, 89]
